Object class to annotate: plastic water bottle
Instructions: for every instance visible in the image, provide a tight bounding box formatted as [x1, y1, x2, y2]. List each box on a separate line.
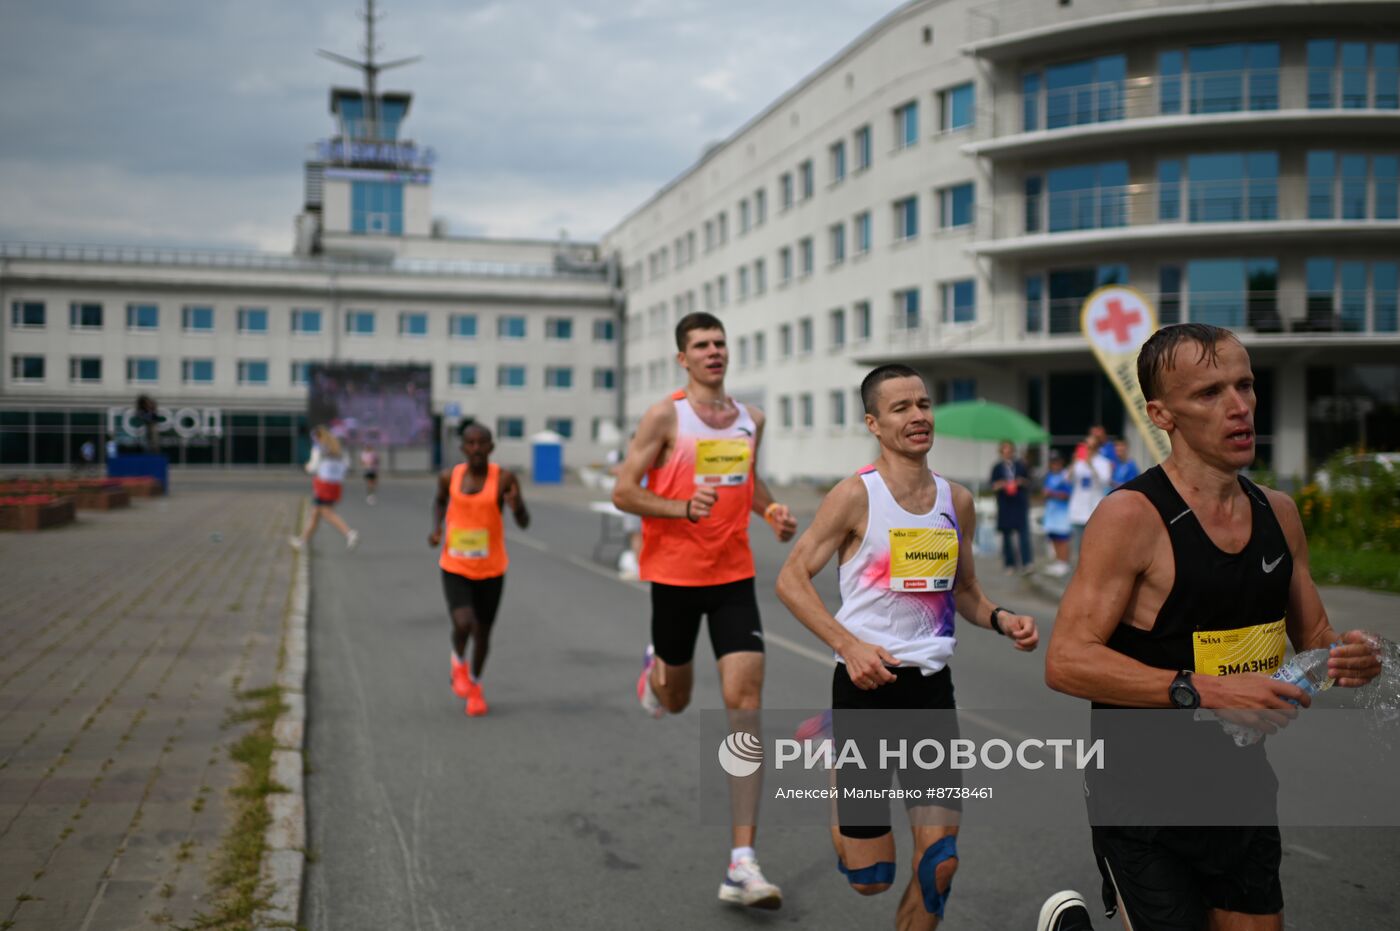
[1218, 649, 1334, 747]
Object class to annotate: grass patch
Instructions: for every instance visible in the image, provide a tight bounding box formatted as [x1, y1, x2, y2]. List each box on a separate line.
[182, 685, 287, 930]
[1310, 546, 1400, 593]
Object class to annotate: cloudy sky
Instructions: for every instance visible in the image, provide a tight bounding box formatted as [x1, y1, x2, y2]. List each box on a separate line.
[0, 0, 901, 251]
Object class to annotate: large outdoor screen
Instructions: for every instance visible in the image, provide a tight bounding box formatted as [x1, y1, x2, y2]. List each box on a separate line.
[306, 363, 433, 447]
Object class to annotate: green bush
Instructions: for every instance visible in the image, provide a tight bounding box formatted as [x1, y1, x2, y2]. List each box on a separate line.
[1294, 449, 1400, 591]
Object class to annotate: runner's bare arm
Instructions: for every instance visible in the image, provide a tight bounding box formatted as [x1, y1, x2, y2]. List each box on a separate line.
[1267, 487, 1381, 688]
[948, 484, 1038, 651]
[429, 468, 451, 546]
[1046, 492, 1308, 709]
[501, 469, 530, 530]
[610, 401, 710, 519]
[746, 407, 797, 541]
[776, 477, 896, 687]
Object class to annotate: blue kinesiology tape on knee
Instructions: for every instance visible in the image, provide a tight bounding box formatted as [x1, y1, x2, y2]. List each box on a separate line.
[917, 835, 958, 916]
[836, 858, 896, 886]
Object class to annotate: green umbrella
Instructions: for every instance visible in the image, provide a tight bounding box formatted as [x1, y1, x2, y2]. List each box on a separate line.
[932, 400, 1048, 445]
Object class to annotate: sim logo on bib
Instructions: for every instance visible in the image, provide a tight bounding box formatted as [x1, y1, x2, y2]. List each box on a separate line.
[1192, 619, 1286, 677]
[448, 528, 491, 560]
[888, 528, 958, 592]
[694, 439, 751, 486]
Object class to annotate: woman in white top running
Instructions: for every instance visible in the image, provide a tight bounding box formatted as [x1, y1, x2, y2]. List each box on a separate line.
[290, 426, 359, 550]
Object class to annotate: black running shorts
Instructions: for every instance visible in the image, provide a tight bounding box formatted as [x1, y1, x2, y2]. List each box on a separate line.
[1091, 825, 1283, 928]
[831, 664, 963, 838]
[650, 577, 763, 665]
[440, 569, 505, 627]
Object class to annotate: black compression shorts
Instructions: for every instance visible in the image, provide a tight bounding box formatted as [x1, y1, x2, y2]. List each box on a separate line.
[832, 664, 962, 838]
[1092, 825, 1283, 928]
[650, 577, 763, 665]
[440, 569, 505, 627]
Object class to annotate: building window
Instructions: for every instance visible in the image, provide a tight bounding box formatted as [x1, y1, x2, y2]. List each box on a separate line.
[717, 212, 728, 245]
[854, 301, 872, 341]
[593, 318, 615, 342]
[1183, 152, 1279, 222]
[399, 312, 428, 337]
[291, 308, 322, 334]
[1186, 258, 1279, 330]
[829, 223, 846, 264]
[451, 314, 479, 339]
[754, 331, 766, 366]
[894, 195, 919, 240]
[236, 307, 267, 333]
[779, 323, 793, 358]
[237, 360, 269, 385]
[126, 303, 159, 330]
[894, 100, 918, 149]
[938, 82, 975, 131]
[737, 336, 750, 369]
[854, 211, 872, 254]
[948, 378, 977, 402]
[896, 288, 920, 329]
[830, 307, 846, 348]
[779, 172, 794, 210]
[1303, 259, 1398, 333]
[12, 355, 45, 382]
[1022, 54, 1125, 131]
[497, 417, 525, 440]
[69, 302, 103, 329]
[11, 301, 45, 328]
[1032, 161, 1129, 232]
[754, 188, 767, 225]
[739, 198, 751, 233]
[545, 366, 573, 390]
[799, 160, 814, 200]
[940, 280, 977, 324]
[351, 180, 404, 235]
[498, 316, 527, 339]
[68, 357, 102, 383]
[938, 183, 975, 228]
[498, 365, 527, 388]
[127, 357, 159, 383]
[754, 259, 767, 295]
[717, 275, 729, 306]
[1307, 152, 1399, 220]
[799, 238, 814, 276]
[703, 282, 715, 310]
[450, 364, 478, 387]
[593, 367, 616, 390]
[546, 417, 573, 439]
[182, 305, 214, 332]
[854, 124, 872, 170]
[799, 393, 814, 429]
[1040, 264, 1129, 333]
[291, 362, 312, 385]
[738, 266, 750, 300]
[1159, 42, 1279, 115]
[830, 140, 847, 183]
[779, 395, 793, 429]
[799, 317, 814, 354]
[830, 390, 846, 428]
[545, 317, 574, 341]
[345, 310, 375, 335]
[1308, 40, 1399, 110]
[1024, 275, 1045, 333]
[779, 246, 793, 283]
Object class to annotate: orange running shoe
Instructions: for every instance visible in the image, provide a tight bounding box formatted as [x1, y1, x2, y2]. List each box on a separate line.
[450, 655, 472, 699]
[465, 680, 489, 717]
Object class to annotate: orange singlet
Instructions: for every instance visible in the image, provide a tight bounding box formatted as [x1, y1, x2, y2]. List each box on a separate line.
[640, 390, 756, 586]
[439, 463, 508, 580]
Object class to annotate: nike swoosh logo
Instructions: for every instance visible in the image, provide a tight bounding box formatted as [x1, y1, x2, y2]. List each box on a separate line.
[1262, 554, 1284, 573]
[738, 427, 753, 437]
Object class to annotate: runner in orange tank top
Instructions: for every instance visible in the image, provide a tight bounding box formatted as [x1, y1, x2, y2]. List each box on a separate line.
[429, 421, 529, 717]
[612, 311, 799, 911]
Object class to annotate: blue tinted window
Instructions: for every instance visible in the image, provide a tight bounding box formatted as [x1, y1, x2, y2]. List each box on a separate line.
[1376, 44, 1399, 109]
[1187, 152, 1276, 222]
[184, 359, 214, 383]
[896, 196, 919, 239]
[1022, 73, 1041, 130]
[498, 316, 526, 339]
[239, 360, 269, 384]
[451, 314, 478, 338]
[944, 83, 975, 130]
[1047, 162, 1127, 232]
[451, 364, 478, 387]
[351, 181, 404, 235]
[497, 417, 525, 440]
[545, 366, 573, 389]
[292, 309, 322, 333]
[1160, 265, 1182, 325]
[1340, 261, 1368, 331]
[239, 308, 268, 332]
[1045, 54, 1124, 129]
[1375, 262, 1398, 332]
[1341, 155, 1369, 219]
[1024, 275, 1043, 332]
[1307, 151, 1336, 218]
[1159, 51, 1184, 114]
[1189, 258, 1277, 328]
[498, 365, 526, 388]
[899, 288, 920, 328]
[943, 280, 976, 324]
[1185, 43, 1278, 113]
[128, 358, 158, 382]
[941, 184, 974, 227]
[1342, 42, 1369, 108]
[1376, 156, 1399, 219]
[896, 101, 918, 147]
[183, 306, 213, 331]
[949, 378, 977, 402]
[400, 312, 428, 336]
[1024, 176, 1043, 232]
[346, 310, 375, 334]
[1159, 159, 1182, 221]
[1308, 40, 1336, 108]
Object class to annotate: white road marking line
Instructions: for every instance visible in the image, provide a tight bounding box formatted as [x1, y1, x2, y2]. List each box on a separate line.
[1285, 843, 1331, 861]
[516, 529, 1033, 739]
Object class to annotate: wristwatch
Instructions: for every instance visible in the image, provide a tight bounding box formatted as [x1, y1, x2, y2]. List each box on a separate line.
[1168, 670, 1200, 709]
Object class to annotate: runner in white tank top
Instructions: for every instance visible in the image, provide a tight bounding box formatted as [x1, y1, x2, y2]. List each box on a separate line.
[776, 365, 1039, 931]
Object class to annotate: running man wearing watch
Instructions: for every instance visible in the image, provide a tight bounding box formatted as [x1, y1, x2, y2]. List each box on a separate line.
[776, 363, 1037, 930]
[1045, 323, 1381, 930]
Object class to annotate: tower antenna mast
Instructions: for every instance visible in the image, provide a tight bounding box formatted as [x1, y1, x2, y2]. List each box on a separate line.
[317, 0, 422, 139]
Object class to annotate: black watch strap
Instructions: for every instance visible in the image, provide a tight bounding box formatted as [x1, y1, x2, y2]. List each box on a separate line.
[1169, 670, 1200, 709]
[989, 606, 1007, 636]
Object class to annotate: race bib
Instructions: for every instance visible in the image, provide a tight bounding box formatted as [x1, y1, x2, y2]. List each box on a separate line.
[448, 528, 490, 560]
[694, 439, 751, 486]
[1192, 619, 1286, 676]
[888, 528, 958, 592]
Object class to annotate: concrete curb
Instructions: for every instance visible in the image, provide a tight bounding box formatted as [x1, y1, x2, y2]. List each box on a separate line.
[257, 537, 310, 930]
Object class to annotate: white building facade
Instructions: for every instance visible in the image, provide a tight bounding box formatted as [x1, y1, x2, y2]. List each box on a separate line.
[605, 0, 1400, 485]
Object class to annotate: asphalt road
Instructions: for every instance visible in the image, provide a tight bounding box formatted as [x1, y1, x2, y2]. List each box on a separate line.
[302, 478, 1398, 930]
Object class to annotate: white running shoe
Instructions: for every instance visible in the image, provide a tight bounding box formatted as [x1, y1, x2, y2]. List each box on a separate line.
[346, 529, 360, 550]
[1037, 890, 1093, 931]
[288, 536, 304, 551]
[718, 855, 782, 910]
[636, 645, 665, 718]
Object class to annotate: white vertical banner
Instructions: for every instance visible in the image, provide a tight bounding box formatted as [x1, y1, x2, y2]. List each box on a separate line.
[1079, 286, 1171, 464]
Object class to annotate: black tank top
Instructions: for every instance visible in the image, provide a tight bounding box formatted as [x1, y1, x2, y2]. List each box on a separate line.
[1103, 465, 1292, 687]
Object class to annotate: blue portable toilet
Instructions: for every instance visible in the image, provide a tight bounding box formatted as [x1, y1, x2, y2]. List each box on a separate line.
[530, 430, 564, 484]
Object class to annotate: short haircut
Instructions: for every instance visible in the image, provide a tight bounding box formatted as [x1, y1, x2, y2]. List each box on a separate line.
[460, 419, 492, 442]
[1137, 323, 1240, 402]
[860, 363, 925, 415]
[675, 311, 725, 351]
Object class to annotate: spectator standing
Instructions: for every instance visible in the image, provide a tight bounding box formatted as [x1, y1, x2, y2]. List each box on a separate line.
[990, 440, 1033, 573]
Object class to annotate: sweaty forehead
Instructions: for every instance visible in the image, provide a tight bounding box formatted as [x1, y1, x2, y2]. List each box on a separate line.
[878, 376, 929, 406]
[685, 328, 726, 349]
[1164, 338, 1250, 389]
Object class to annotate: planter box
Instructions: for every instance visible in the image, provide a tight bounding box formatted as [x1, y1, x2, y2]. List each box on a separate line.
[0, 496, 77, 531]
[112, 476, 162, 498]
[73, 488, 130, 510]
